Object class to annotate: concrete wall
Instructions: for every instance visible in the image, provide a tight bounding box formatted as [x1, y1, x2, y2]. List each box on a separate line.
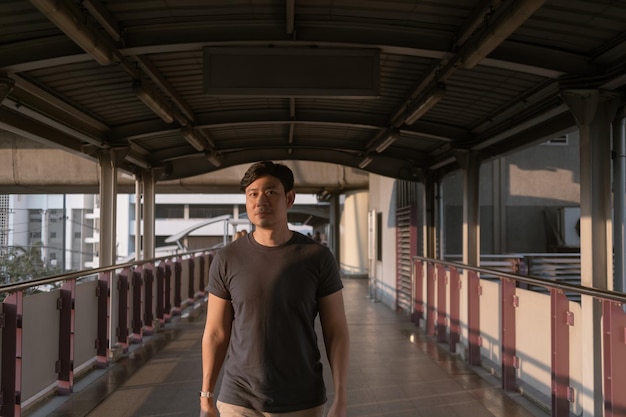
[367, 174, 397, 309]
[443, 133, 580, 254]
[339, 190, 369, 277]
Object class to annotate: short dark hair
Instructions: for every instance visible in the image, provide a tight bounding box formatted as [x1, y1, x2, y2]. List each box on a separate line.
[240, 161, 294, 192]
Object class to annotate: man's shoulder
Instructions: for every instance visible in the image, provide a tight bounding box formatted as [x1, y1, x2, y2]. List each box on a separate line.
[291, 231, 324, 245]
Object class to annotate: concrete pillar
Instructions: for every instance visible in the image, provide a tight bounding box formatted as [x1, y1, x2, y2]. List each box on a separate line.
[340, 190, 369, 277]
[135, 179, 142, 260]
[142, 169, 157, 260]
[455, 150, 481, 267]
[98, 150, 118, 267]
[492, 158, 507, 253]
[562, 89, 620, 417]
[613, 106, 626, 292]
[424, 174, 438, 258]
[97, 148, 122, 357]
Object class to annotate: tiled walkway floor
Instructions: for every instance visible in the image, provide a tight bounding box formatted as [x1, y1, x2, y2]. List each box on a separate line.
[30, 278, 548, 417]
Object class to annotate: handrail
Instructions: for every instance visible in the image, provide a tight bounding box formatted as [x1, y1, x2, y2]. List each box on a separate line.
[414, 255, 626, 304]
[0, 247, 212, 294]
[1, 247, 216, 417]
[410, 255, 626, 416]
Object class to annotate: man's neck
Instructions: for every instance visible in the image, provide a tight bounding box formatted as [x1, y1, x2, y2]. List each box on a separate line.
[252, 227, 293, 247]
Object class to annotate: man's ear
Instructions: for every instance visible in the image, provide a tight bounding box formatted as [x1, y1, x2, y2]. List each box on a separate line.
[286, 190, 296, 208]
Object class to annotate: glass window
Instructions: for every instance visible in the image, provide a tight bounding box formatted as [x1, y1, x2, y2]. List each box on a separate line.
[189, 205, 232, 219]
[156, 204, 185, 219]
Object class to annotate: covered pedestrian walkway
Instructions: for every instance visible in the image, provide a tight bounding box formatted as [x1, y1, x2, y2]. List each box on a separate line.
[3, 2, 626, 416]
[27, 279, 544, 417]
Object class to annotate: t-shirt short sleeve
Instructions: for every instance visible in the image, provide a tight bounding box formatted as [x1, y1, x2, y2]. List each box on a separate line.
[316, 248, 343, 298]
[207, 250, 231, 300]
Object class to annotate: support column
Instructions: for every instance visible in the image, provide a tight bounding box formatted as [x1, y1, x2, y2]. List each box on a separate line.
[562, 89, 620, 417]
[455, 150, 482, 367]
[613, 106, 626, 292]
[456, 150, 481, 267]
[142, 169, 157, 260]
[98, 148, 126, 360]
[339, 190, 369, 277]
[98, 150, 119, 267]
[424, 174, 438, 259]
[135, 179, 142, 261]
[493, 158, 507, 253]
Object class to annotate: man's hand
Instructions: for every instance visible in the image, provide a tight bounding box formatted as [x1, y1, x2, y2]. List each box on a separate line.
[326, 398, 347, 417]
[199, 398, 218, 417]
[319, 291, 349, 417]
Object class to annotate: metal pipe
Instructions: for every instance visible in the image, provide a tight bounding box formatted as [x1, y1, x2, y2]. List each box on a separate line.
[413, 256, 626, 304]
[613, 108, 626, 292]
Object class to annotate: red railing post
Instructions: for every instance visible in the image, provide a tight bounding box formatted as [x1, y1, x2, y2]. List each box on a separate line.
[1, 291, 23, 417]
[449, 267, 461, 353]
[164, 261, 173, 321]
[501, 277, 517, 391]
[117, 271, 130, 350]
[412, 259, 424, 325]
[467, 270, 481, 366]
[426, 262, 436, 337]
[551, 288, 571, 417]
[436, 264, 447, 343]
[57, 280, 75, 395]
[173, 258, 182, 315]
[130, 268, 142, 343]
[144, 267, 155, 335]
[602, 300, 626, 417]
[188, 257, 196, 301]
[156, 264, 165, 324]
[96, 271, 110, 368]
[198, 255, 206, 293]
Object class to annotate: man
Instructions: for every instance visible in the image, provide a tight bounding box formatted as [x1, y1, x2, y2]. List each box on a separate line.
[200, 161, 350, 417]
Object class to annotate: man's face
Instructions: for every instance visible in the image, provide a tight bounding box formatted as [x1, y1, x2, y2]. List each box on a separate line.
[244, 175, 295, 229]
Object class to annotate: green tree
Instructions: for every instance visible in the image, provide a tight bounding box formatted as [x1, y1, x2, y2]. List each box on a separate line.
[0, 244, 62, 285]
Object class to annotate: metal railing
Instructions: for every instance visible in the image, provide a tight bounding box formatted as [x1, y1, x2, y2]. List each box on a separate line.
[412, 256, 626, 417]
[0, 249, 213, 417]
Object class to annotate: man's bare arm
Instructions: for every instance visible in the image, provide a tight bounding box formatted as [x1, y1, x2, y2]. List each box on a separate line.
[319, 290, 350, 417]
[199, 294, 233, 417]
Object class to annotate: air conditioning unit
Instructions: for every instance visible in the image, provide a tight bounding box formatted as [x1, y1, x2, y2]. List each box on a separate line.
[559, 206, 580, 247]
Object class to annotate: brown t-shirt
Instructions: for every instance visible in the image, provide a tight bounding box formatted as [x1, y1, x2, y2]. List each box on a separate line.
[208, 231, 343, 413]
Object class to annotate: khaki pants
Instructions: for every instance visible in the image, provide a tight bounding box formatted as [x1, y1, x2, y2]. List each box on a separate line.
[216, 401, 325, 417]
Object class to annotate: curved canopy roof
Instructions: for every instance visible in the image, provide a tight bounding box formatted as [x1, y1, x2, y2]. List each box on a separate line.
[1, 0, 625, 186]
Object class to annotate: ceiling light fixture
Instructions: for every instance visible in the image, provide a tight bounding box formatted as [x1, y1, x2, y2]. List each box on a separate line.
[358, 156, 373, 169]
[206, 152, 222, 167]
[374, 128, 401, 153]
[404, 84, 446, 125]
[125, 154, 151, 170]
[181, 127, 207, 151]
[31, 0, 117, 65]
[133, 82, 175, 124]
